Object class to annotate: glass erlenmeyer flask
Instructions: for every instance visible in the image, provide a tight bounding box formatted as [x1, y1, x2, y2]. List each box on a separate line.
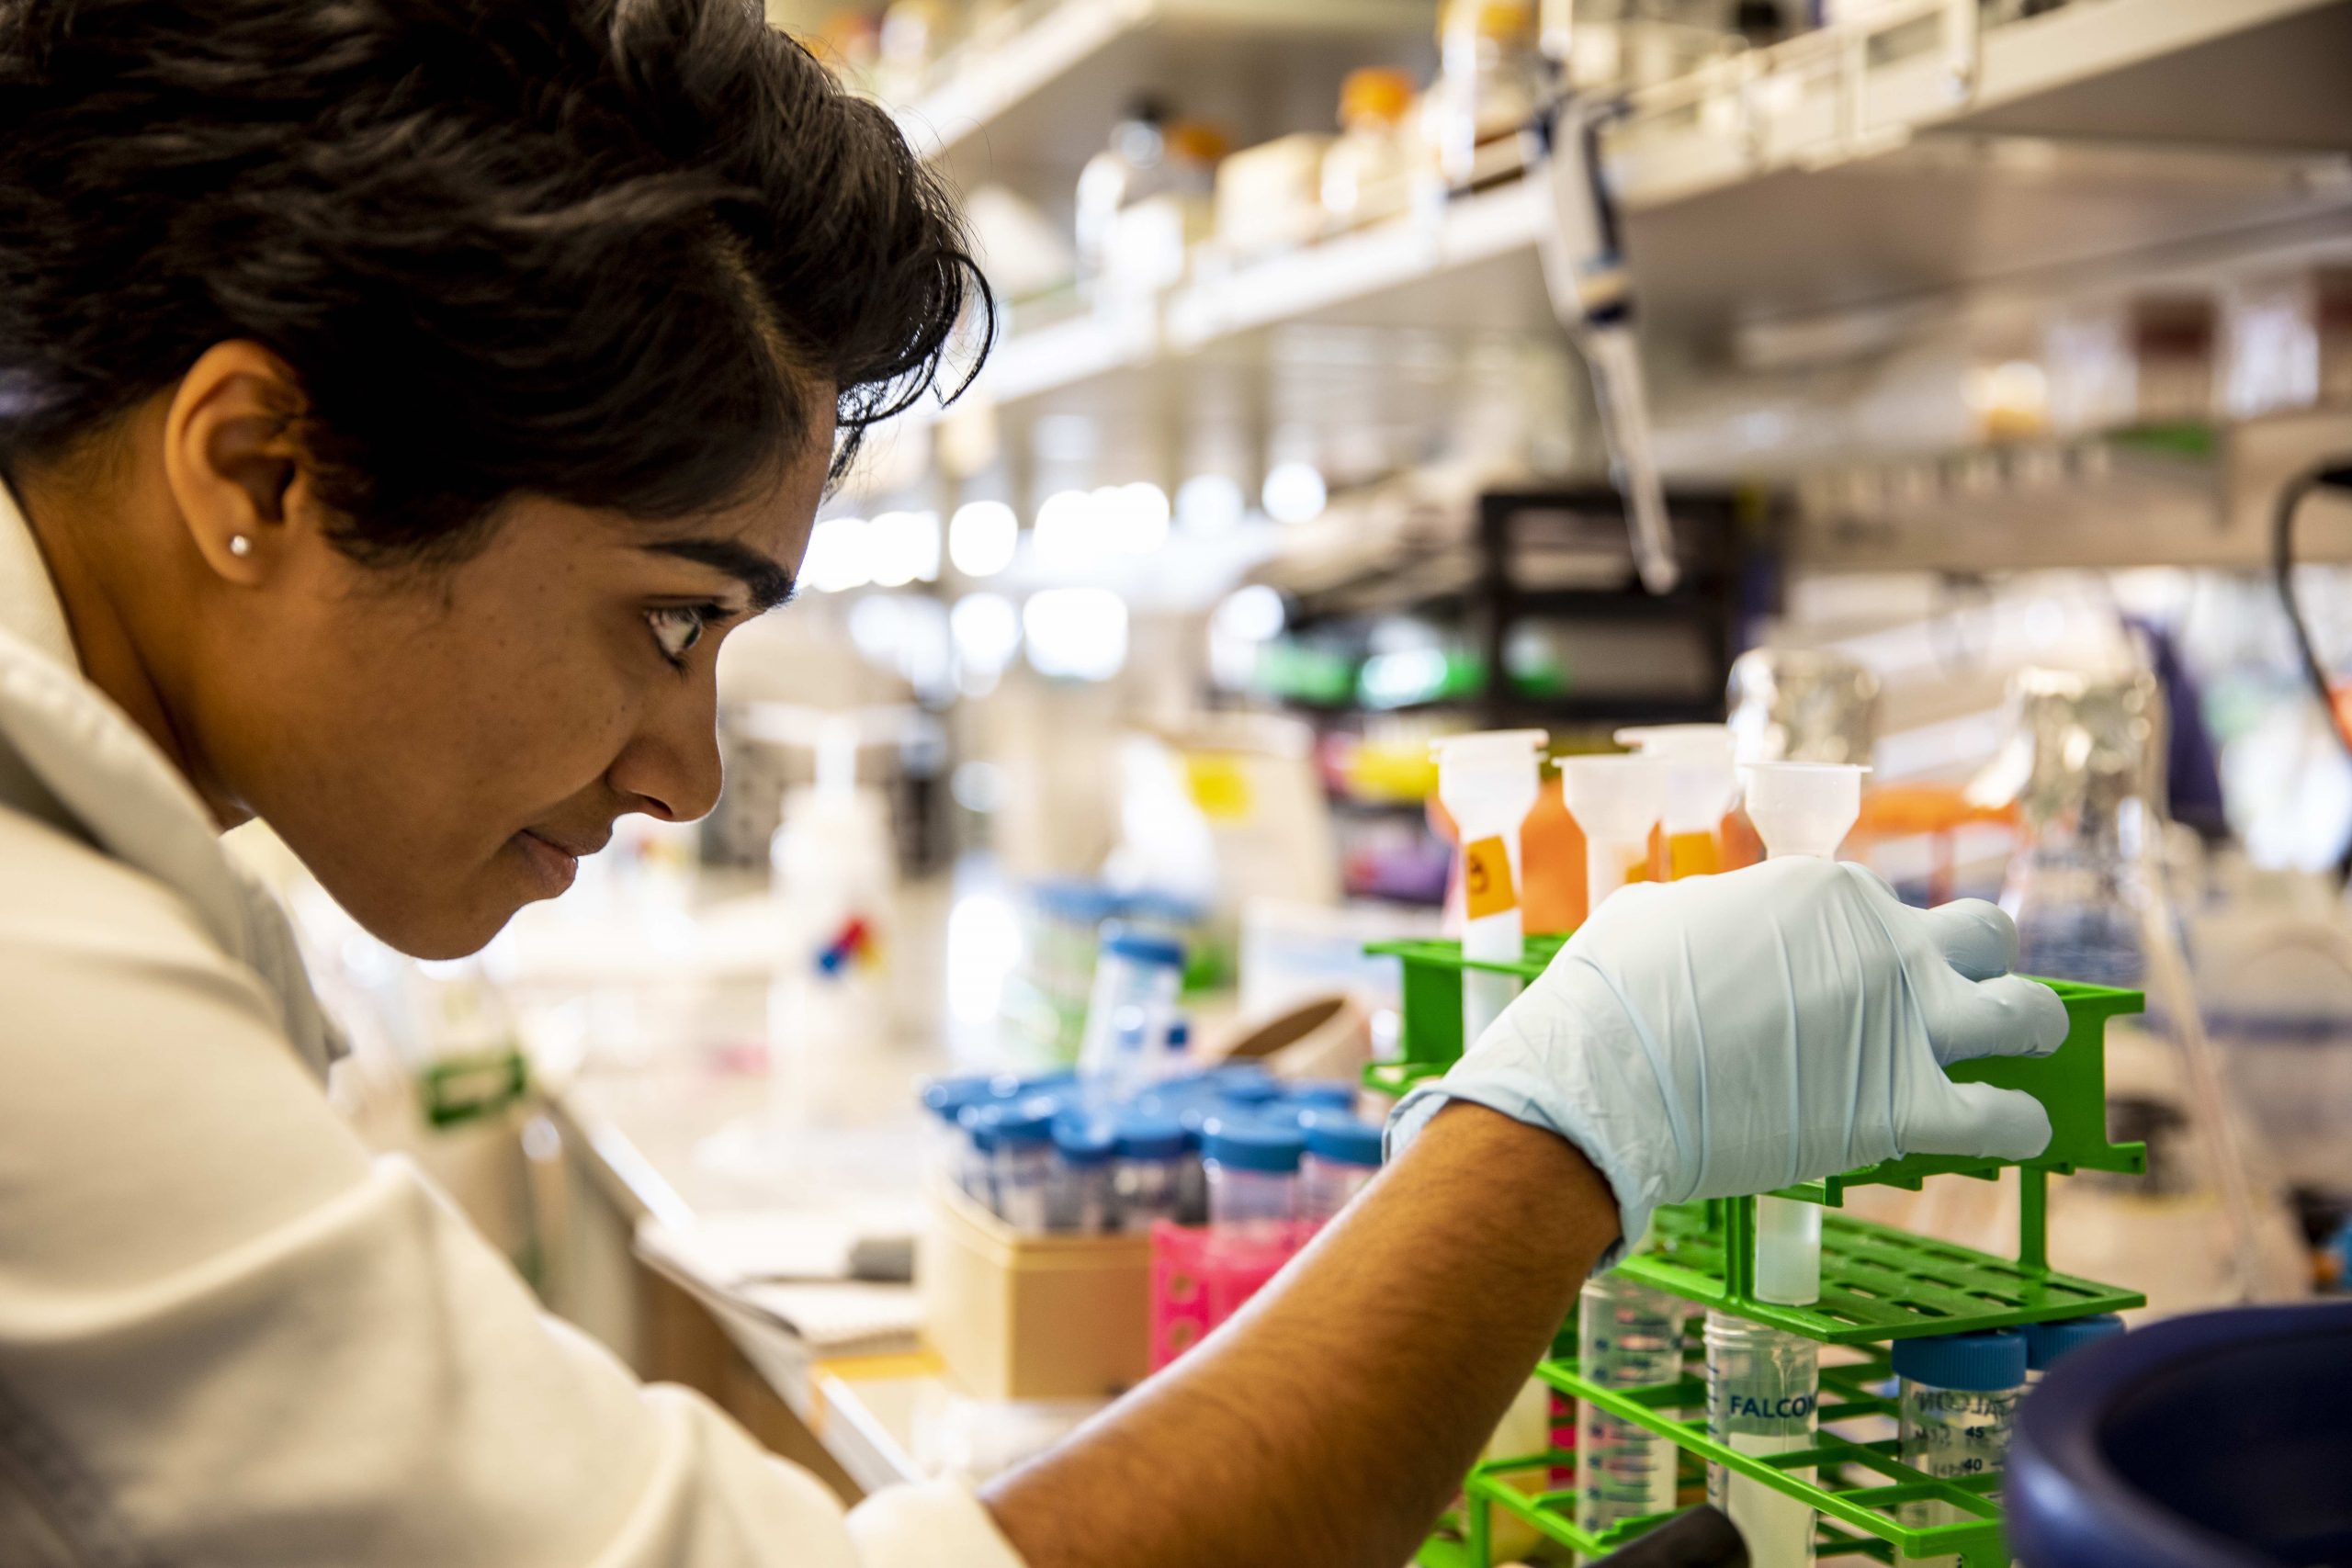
[1993, 668, 2305, 1312]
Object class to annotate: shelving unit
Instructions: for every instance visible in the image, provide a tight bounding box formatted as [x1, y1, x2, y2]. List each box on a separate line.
[893, 0, 1438, 194]
[869, 0, 2352, 512]
[1362, 933, 2149, 1566]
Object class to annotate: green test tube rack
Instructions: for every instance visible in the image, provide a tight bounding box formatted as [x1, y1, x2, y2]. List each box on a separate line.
[1364, 936, 2148, 1566]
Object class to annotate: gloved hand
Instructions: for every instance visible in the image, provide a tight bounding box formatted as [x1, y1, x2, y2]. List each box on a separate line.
[1386, 857, 2069, 1266]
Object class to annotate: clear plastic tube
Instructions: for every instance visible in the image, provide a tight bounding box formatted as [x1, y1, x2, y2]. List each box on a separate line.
[1705, 1312, 1817, 1568]
[1555, 751, 1681, 1546]
[1702, 759, 1871, 1564]
[1576, 1278, 1685, 1538]
[1204, 1119, 1305, 1246]
[1112, 1112, 1186, 1232]
[1079, 929, 1185, 1086]
[1297, 1108, 1382, 1224]
[1555, 753, 1665, 919]
[1434, 731, 1547, 1049]
[1049, 1116, 1117, 1235]
[991, 1137, 1053, 1232]
[1617, 726, 1738, 884]
[1894, 1330, 2028, 1568]
[1298, 1155, 1375, 1224]
[1739, 761, 1869, 1313]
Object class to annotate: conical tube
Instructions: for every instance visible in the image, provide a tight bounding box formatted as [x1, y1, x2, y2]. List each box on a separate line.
[1713, 761, 1869, 1568]
[1740, 761, 1869, 1306]
[1555, 754, 1665, 919]
[1433, 730, 1547, 1050]
[1618, 725, 1738, 881]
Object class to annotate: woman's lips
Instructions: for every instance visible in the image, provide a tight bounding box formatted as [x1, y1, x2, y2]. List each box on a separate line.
[513, 829, 580, 896]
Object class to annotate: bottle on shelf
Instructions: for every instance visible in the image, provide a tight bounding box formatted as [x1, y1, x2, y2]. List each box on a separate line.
[1425, 0, 1545, 197]
[1320, 67, 1422, 234]
[873, 0, 960, 102]
[1075, 97, 1170, 289]
[1075, 99, 1227, 301]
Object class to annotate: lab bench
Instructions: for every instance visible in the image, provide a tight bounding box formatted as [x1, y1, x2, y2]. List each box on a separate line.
[541, 1053, 1109, 1502]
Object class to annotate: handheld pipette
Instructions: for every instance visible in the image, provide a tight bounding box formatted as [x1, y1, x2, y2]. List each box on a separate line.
[1532, 84, 1677, 595]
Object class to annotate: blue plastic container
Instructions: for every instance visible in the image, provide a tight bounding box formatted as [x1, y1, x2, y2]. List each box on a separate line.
[2009, 1299, 2352, 1568]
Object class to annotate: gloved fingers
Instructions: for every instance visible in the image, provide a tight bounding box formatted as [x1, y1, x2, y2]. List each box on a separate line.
[1914, 897, 2022, 981]
[1838, 860, 1901, 900]
[1903, 1081, 2053, 1162]
[1924, 973, 2070, 1065]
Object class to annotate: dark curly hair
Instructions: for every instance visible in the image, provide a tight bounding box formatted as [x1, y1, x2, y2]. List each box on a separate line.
[0, 0, 987, 561]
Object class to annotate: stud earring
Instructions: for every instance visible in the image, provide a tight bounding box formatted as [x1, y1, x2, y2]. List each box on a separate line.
[228, 535, 254, 558]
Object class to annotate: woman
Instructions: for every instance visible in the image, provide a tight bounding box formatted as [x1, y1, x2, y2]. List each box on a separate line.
[0, 3, 2066, 1564]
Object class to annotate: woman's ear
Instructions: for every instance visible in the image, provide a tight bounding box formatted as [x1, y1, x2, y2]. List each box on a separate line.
[160, 341, 319, 584]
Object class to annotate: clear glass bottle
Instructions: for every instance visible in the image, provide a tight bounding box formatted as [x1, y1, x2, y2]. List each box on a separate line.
[1425, 0, 1545, 196]
[1075, 97, 1170, 288]
[1320, 66, 1420, 232]
[1705, 1311, 1816, 1568]
[1997, 669, 2162, 987]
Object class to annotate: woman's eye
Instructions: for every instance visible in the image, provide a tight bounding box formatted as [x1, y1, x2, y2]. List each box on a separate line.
[646, 605, 708, 663]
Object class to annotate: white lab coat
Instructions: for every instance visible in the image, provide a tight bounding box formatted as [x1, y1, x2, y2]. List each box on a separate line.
[0, 481, 1027, 1568]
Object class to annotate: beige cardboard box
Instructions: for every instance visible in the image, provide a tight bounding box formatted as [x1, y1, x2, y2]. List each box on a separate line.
[919, 1181, 1153, 1400]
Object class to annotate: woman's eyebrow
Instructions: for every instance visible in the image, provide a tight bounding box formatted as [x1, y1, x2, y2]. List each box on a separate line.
[646, 537, 797, 613]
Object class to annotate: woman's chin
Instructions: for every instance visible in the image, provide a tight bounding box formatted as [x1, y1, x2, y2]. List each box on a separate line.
[330, 872, 529, 964]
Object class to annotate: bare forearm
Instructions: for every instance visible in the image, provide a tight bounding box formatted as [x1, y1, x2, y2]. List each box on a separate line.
[984, 1102, 1618, 1568]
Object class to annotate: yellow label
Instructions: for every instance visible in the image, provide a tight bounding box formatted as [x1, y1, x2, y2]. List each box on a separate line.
[1464, 835, 1517, 920]
[1666, 830, 1722, 881]
[1184, 754, 1255, 821]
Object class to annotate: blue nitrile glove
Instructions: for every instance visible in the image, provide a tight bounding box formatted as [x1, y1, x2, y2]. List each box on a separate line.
[1385, 857, 2069, 1268]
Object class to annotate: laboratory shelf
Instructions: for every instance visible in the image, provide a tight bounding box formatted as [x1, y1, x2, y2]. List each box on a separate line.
[864, 0, 2352, 503]
[891, 0, 1438, 188]
[1613, 0, 2352, 334]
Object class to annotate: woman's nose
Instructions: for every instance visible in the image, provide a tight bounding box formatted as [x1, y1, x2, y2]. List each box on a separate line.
[605, 683, 723, 824]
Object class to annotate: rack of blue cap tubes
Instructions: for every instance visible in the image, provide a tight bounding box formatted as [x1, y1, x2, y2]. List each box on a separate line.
[919, 1064, 1385, 1239]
